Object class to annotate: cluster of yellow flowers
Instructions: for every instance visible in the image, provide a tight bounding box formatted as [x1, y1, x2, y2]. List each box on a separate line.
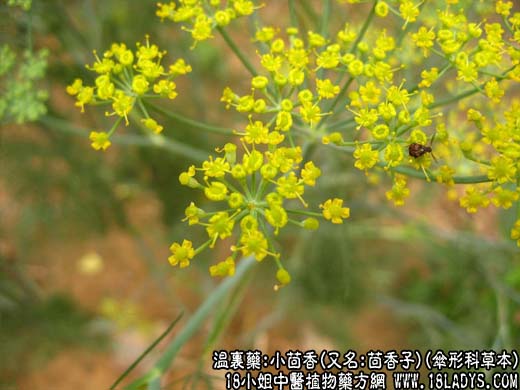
[67, 36, 192, 150]
[69, 0, 520, 283]
[172, 134, 350, 287]
[156, 0, 259, 44]
[330, 0, 520, 242]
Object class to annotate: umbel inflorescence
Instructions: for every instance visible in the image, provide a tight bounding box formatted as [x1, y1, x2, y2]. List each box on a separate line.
[68, 0, 520, 285]
[67, 36, 192, 150]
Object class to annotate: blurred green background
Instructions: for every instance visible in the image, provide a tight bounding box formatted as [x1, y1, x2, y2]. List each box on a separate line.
[1, 1, 519, 389]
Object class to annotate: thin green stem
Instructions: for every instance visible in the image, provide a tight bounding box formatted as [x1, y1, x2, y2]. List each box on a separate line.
[146, 102, 233, 135]
[321, 142, 492, 184]
[349, 0, 379, 55]
[107, 116, 123, 137]
[391, 166, 491, 184]
[216, 26, 257, 77]
[137, 98, 150, 118]
[125, 257, 256, 390]
[320, 0, 332, 38]
[318, 77, 354, 129]
[429, 66, 514, 109]
[285, 209, 323, 218]
[300, 0, 319, 27]
[288, 0, 297, 27]
[496, 287, 511, 348]
[39, 115, 208, 162]
[110, 312, 184, 390]
[317, 0, 377, 130]
[328, 117, 356, 131]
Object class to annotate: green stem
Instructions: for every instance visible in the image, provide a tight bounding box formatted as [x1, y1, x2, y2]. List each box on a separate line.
[288, 0, 297, 27]
[125, 256, 256, 390]
[317, 0, 377, 130]
[328, 117, 356, 131]
[349, 0, 378, 55]
[216, 26, 257, 77]
[318, 77, 354, 129]
[429, 67, 514, 109]
[391, 166, 491, 184]
[300, 0, 319, 27]
[137, 98, 150, 118]
[39, 115, 208, 162]
[496, 287, 511, 348]
[146, 102, 233, 135]
[320, 0, 332, 38]
[429, 87, 480, 109]
[285, 209, 323, 218]
[322, 142, 492, 184]
[201, 268, 253, 358]
[108, 116, 123, 137]
[110, 312, 184, 390]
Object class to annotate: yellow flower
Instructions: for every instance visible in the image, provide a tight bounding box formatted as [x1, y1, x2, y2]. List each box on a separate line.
[412, 26, 435, 56]
[89, 131, 111, 151]
[255, 26, 276, 42]
[277, 172, 304, 201]
[419, 67, 439, 88]
[459, 186, 490, 213]
[66, 78, 83, 95]
[316, 78, 340, 99]
[153, 80, 178, 99]
[372, 124, 390, 140]
[111, 91, 134, 125]
[264, 204, 288, 234]
[385, 177, 410, 206]
[511, 220, 520, 246]
[75, 86, 94, 112]
[204, 181, 229, 201]
[487, 156, 517, 184]
[238, 229, 269, 261]
[141, 118, 163, 134]
[207, 212, 235, 246]
[202, 157, 230, 178]
[456, 61, 478, 83]
[436, 165, 455, 186]
[484, 78, 504, 103]
[322, 132, 344, 145]
[302, 218, 320, 230]
[354, 143, 379, 171]
[241, 120, 269, 144]
[320, 198, 350, 224]
[375, 1, 389, 17]
[316, 46, 340, 69]
[209, 257, 235, 277]
[301, 161, 321, 186]
[384, 143, 404, 167]
[169, 59, 192, 76]
[359, 81, 382, 105]
[168, 239, 195, 268]
[353, 108, 378, 129]
[399, 1, 420, 25]
[131, 74, 149, 95]
[275, 111, 293, 132]
[276, 268, 291, 287]
[491, 187, 519, 209]
[183, 202, 204, 225]
[179, 166, 199, 188]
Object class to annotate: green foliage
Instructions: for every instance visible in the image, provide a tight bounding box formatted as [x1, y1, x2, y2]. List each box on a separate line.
[0, 46, 48, 124]
[6, 0, 31, 10]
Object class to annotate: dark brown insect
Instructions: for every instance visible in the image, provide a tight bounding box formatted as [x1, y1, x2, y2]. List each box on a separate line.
[408, 143, 432, 158]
